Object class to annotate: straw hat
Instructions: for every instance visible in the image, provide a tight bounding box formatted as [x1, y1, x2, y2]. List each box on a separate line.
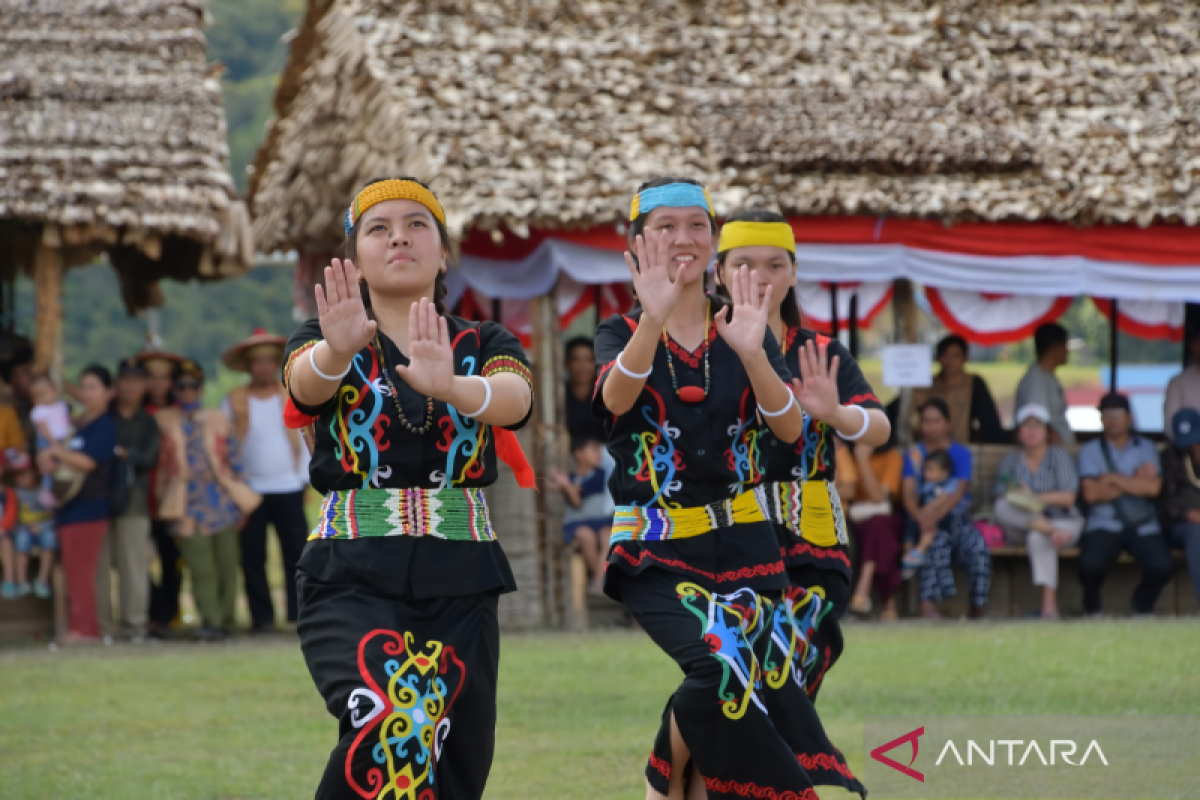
[222, 328, 287, 373]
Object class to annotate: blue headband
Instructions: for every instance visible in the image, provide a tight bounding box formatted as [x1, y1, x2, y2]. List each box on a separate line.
[629, 183, 715, 220]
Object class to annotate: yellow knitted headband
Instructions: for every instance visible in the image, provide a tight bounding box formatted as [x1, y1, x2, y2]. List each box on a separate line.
[345, 179, 446, 235]
[717, 220, 796, 255]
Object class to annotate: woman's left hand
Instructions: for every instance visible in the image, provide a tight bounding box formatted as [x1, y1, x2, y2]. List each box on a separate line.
[395, 298, 456, 398]
[714, 264, 773, 360]
[793, 339, 842, 423]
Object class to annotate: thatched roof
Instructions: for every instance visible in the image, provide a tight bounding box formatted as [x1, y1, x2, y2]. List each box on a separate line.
[250, 0, 1200, 254]
[0, 0, 253, 297]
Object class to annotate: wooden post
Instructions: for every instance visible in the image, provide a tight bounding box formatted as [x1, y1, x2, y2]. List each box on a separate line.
[828, 283, 840, 343]
[33, 227, 64, 376]
[1109, 298, 1119, 393]
[892, 279, 918, 446]
[848, 293, 860, 358]
[530, 289, 565, 627]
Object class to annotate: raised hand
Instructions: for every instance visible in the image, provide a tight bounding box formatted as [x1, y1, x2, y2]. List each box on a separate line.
[714, 264, 772, 359]
[792, 339, 842, 423]
[623, 232, 683, 325]
[394, 298, 456, 399]
[315, 259, 377, 358]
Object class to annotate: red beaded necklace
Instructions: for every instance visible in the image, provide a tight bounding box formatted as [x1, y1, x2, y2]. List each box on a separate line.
[662, 304, 711, 403]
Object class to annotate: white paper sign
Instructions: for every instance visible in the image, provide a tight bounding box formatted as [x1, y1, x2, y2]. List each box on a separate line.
[881, 344, 933, 388]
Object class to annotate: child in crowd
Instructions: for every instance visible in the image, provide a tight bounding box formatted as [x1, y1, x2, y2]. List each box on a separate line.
[549, 437, 615, 595]
[9, 448, 55, 598]
[902, 449, 958, 578]
[29, 372, 73, 502]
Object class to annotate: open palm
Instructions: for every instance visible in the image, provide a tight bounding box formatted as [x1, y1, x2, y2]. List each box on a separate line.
[792, 339, 841, 423]
[394, 298, 456, 398]
[714, 264, 772, 359]
[315, 258, 376, 357]
[624, 232, 683, 324]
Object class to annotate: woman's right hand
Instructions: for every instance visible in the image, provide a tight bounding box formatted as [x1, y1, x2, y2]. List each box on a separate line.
[623, 232, 682, 326]
[315, 259, 377, 358]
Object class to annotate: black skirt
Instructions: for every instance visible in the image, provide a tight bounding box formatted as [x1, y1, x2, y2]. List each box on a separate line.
[296, 542, 502, 800]
[777, 529, 852, 703]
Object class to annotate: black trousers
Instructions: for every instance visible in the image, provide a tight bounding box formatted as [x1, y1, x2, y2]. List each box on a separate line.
[1078, 527, 1174, 614]
[148, 520, 182, 627]
[241, 489, 309, 627]
[297, 568, 500, 800]
[624, 568, 856, 800]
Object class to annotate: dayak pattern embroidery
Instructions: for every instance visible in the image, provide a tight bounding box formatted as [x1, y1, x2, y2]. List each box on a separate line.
[758, 586, 832, 693]
[703, 777, 819, 799]
[628, 386, 684, 508]
[677, 582, 769, 721]
[804, 645, 834, 700]
[611, 544, 786, 584]
[797, 751, 855, 780]
[780, 541, 852, 569]
[343, 629, 466, 800]
[726, 387, 765, 494]
[649, 751, 671, 779]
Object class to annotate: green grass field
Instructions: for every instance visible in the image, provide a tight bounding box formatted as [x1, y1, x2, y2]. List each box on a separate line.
[1, 621, 1196, 799]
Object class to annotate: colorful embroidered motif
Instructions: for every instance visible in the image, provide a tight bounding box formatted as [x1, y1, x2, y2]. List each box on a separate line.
[343, 629, 466, 800]
[480, 355, 532, 387]
[310, 487, 495, 542]
[677, 582, 769, 721]
[628, 386, 684, 508]
[612, 544, 787, 584]
[702, 777, 819, 799]
[758, 586, 833, 693]
[804, 645, 835, 700]
[329, 347, 391, 489]
[796, 750, 854, 779]
[432, 336, 487, 487]
[724, 387, 766, 494]
[767, 480, 847, 549]
[610, 488, 768, 543]
[649, 751, 671, 779]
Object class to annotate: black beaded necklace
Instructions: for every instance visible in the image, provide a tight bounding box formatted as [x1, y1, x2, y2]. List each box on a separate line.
[661, 303, 711, 403]
[374, 332, 434, 435]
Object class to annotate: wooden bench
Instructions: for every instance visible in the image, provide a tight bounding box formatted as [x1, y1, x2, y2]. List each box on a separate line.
[0, 558, 66, 642]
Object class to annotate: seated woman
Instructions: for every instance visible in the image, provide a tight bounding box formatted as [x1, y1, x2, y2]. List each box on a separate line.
[889, 334, 1007, 445]
[992, 403, 1083, 620]
[901, 398, 992, 620]
[847, 441, 906, 620]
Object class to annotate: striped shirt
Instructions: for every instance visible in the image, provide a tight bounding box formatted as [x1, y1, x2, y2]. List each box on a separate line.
[993, 446, 1079, 501]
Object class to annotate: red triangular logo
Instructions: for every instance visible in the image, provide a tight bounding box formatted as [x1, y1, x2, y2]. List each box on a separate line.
[870, 726, 925, 782]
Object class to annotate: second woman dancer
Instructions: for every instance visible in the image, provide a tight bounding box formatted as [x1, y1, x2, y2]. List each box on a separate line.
[595, 178, 862, 800]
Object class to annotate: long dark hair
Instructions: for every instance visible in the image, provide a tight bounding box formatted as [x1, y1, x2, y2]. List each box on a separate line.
[714, 208, 801, 331]
[342, 177, 452, 316]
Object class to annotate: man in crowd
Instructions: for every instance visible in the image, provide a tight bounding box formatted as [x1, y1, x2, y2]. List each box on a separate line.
[1165, 326, 1200, 436]
[1015, 322, 1074, 445]
[222, 329, 310, 634]
[97, 358, 161, 642]
[1077, 392, 1173, 616]
[563, 336, 605, 446]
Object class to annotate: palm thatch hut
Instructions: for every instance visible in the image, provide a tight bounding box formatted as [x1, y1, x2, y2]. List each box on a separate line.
[1, 0, 253, 371]
[249, 0, 1200, 624]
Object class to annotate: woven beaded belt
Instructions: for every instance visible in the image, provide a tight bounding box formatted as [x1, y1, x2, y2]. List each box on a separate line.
[610, 487, 769, 543]
[763, 479, 846, 548]
[310, 487, 496, 542]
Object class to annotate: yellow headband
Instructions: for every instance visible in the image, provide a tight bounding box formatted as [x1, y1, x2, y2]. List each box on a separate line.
[345, 180, 446, 234]
[717, 220, 796, 255]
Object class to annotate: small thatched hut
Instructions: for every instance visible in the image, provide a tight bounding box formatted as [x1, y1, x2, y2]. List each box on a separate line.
[249, 0, 1200, 624]
[1, 0, 253, 370]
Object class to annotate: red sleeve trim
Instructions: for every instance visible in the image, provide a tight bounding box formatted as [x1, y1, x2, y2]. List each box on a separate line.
[623, 315, 638, 333]
[843, 393, 880, 406]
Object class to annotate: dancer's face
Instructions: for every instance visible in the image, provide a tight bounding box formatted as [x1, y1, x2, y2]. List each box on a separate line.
[355, 199, 447, 300]
[717, 245, 795, 308]
[639, 206, 714, 285]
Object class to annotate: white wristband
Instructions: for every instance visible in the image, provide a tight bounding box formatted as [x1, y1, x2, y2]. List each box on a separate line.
[757, 391, 796, 418]
[310, 342, 352, 382]
[841, 404, 871, 441]
[615, 351, 653, 380]
[462, 375, 493, 418]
